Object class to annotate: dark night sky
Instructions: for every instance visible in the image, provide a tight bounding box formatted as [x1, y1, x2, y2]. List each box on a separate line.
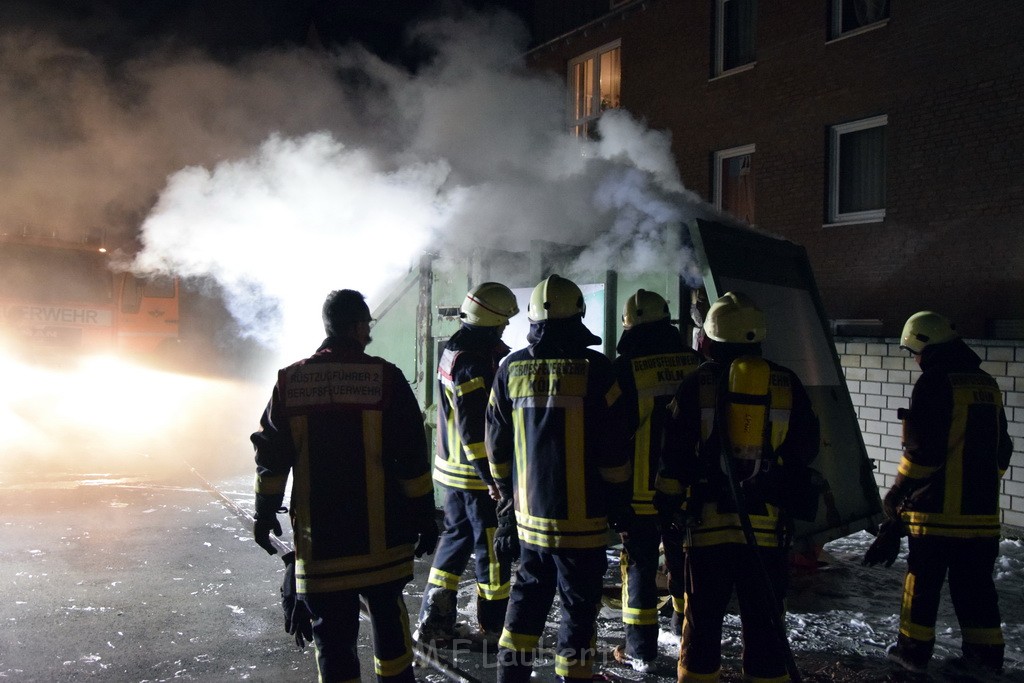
[0, 0, 533, 67]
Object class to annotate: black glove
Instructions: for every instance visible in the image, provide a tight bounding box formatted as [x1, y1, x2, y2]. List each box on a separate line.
[253, 493, 284, 555]
[414, 516, 440, 558]
[493, 497, 520, 563]
[607, 504, 636, 542]
[883, 482, 907, 521]
[280, 551, 314, 648]
[653, 492, 683, 526]
[862, 519, 904, 568]
[254, 514, 283, 555]
[659, 509, 690, 550]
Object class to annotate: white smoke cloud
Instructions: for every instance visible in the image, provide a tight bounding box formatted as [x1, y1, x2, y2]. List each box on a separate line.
[3, 8, 727, 366]
[134, 132, 452, 353]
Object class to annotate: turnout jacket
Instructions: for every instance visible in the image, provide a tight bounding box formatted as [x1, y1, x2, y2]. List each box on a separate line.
[251, 337, 434, 594]
[658, 346, 820, 548]
[485, 318, 632, 550]
[895, 339, 1012, 539]
[608, 321, 700, 516]
[433, 326, 510, 491]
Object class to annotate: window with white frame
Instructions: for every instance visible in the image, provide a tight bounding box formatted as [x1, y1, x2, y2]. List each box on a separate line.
[830, 0, 889, 39]
[569, 41, 621, 138]
[828, 115, 887, 224]
[714, 0, 756, 76]
[714, 145, 756, 224]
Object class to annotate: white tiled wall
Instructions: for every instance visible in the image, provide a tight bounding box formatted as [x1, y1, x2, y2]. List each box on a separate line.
[836, 338, 1024, 533]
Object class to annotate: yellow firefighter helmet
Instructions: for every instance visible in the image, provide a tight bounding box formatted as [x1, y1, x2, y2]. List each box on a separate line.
[460, 282, 519, 327]
[528, 274, 585, 322]
[899, 311, 957, 354]
[702, 291, 766, 343]
[622, 289, 670, 330]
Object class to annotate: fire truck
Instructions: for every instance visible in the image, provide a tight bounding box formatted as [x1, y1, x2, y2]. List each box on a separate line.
[0, 234, 180, 362]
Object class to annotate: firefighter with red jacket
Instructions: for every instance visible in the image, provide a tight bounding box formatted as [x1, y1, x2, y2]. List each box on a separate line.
[656, 291, 820, 682]
[607, 289, 700, 671]
[415, 282, 520, 644]
[251, 289, 438, 683]
[486, 274, 633, 683]
[881, 311, 1012, 675]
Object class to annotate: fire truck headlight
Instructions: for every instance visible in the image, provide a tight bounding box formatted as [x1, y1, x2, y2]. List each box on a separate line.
[1, 352, 263, 473]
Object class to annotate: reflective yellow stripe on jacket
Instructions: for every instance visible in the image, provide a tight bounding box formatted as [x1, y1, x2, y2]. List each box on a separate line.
[901, 372, 1005, 538]
[506, 358, 608, 549]
[630, 352, 699, 514]
[688, 363, 793, 549]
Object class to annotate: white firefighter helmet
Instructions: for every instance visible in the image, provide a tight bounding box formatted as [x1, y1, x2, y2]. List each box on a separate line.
[460, 282, 519, 327]
[899, 311, 957, 354]
[528, 274, 585, 322]
[702, 291, 766, 344]
[622, 289, 670, 330]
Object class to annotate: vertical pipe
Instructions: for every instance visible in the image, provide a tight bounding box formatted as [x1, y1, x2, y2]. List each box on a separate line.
[677, 275, 693, 350]
[417, 253, 435, 410]
[529, 240, 544, 283]
[603, 269, 617, 359]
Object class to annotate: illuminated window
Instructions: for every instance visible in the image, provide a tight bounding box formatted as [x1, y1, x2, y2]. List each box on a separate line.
[828, 115, 887, 224]
[714, 145, 756, 224]
[569, 41, 621, 138]
[830, 0, 889, 39]
[714, 0, 756, 76]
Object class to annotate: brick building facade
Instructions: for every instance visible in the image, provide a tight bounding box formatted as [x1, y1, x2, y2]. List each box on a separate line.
[520, 0, 1023, 528]
[523, 0, 1023, 340]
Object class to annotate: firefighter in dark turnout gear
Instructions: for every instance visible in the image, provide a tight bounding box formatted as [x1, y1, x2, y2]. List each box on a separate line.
[415, 282, 520, 645]
[486, 274, 633, 683]
[882, 311, 1012, 675]
[251, 289, 438, 683]
[608, 289, 700, 671]
[656, 292, 820, 683]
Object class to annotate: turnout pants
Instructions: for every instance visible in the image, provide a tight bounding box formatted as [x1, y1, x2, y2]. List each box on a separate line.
[302, 579, 416, 683]
[418, 488, 509, 634]
[678, 544, 788, 682]
[895, 535, 1004, 668]
[620, 516, 662, 661]
[662, 526, 687, 635]
[497, 545, 606, 683]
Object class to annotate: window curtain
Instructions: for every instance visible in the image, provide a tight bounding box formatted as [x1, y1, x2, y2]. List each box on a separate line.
[838, 126, 885, 213]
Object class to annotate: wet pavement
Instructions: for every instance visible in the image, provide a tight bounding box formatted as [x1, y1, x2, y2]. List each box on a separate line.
[0, 471, 320, 682]
[2, 469, 1021, 682]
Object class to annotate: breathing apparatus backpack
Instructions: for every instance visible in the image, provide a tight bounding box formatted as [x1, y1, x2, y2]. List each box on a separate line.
[718, 355, 823, 522]
[720, 355, 778, 508]
[679, 356, 773, 525]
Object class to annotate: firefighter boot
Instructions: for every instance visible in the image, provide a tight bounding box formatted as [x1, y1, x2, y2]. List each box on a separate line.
[612, 643, 656, 673]
[886, 635, 931, 674]
[414, 586, 458, 646]
[476, 595, 507, 646]
[496, 647, 533, 683]
[955, 641, 1004, 674]
[670, 610, 683, 637]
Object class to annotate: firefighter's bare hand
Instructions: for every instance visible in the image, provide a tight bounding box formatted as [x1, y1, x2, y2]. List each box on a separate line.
[487, 483, 501, 501]
[254, 516, 282, 555]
